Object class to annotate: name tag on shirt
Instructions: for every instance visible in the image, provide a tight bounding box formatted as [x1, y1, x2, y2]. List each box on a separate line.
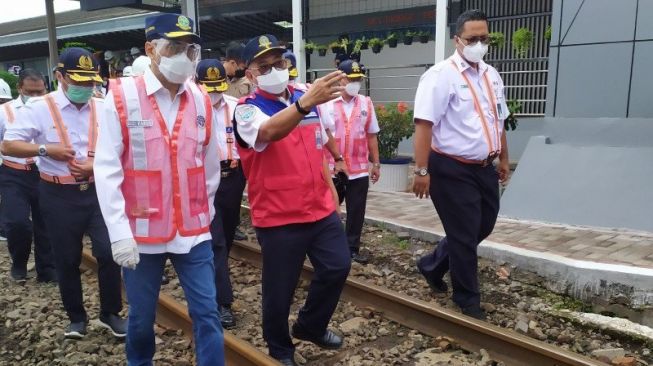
[127, 120, 153, 128]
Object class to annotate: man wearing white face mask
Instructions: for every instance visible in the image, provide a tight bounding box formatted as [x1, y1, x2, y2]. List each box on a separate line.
[195, 59, 244, 330]
[319, 60, 381, 265]
[94, 14, 224, 365]
[234, 34, 349, 366]
[2, 47, 126, 339]
[413, 9, 510, 321]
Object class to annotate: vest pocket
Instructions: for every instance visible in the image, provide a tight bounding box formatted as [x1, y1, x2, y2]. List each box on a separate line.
[123, 169, 163, 219]
[351, 138, 370, 171]
[186, 166, 209, 217]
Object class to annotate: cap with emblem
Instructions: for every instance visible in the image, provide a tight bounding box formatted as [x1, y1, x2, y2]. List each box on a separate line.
[283, 50, 298, 78]
[242, 34, 285, 66]
[338, 59, 366, 78]
[58, 47, 103, 83]
[144, 13, 201, 44]
[196, 59, 228, 93]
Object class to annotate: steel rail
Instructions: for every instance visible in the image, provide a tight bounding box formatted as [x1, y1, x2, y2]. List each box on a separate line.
[230, 240, 601, 366]
[80, 248, 280, 366]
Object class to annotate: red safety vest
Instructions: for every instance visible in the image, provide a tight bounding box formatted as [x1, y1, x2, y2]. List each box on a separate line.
[111, 76, 213, 244]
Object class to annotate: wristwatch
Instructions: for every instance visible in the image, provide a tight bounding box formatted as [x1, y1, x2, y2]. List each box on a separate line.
[414, 167, 428, 176]
[373, 163, 381, 168]
[335, 155, 344, 162]
[38, 144, 48, 157]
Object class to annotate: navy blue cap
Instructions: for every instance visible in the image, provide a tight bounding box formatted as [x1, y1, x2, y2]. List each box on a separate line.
[196, 59, 228, 92]
[144, 13, 200, 44]
[283, 50, 298, 78]
[242, 34, 285, 66]
[338, 59, 366, 78]
[57, 47, 102, 82]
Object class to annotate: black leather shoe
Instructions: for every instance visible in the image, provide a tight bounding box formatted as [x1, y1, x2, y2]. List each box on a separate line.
[291, 324, 343, 350]
[234, 228, 247, 241]
[10, 266, 27, 283]
[351, 252, 369, 265]
[416, 260, 448, 294]
[219, 304, 236, 329]
[275, 357, 299, 366]
[461, 305, 487, 321]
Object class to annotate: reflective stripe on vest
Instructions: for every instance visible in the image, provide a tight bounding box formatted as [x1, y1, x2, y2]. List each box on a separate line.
[327, 96, 373, 174]
[449, 60, 501, 156]
[217, 101, 233, 161]
[43, 94, 97, 182]
[112, 76, 213, 244]
[3, 103, 15, 123]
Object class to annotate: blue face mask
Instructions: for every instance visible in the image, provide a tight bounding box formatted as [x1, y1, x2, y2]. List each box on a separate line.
[63, 82, 94, 104]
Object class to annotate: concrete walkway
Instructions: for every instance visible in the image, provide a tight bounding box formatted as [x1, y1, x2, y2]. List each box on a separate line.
[360, 191, 653, 309]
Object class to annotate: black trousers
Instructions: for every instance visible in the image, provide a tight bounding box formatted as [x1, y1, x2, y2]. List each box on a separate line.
[344, 176, 369, 253]
[0, 165, 55, 277]
[418, 151, 500, 308]
[255, 212, 350, 359]
[210, 165, 246, 306]
[39, 181, 122, 323]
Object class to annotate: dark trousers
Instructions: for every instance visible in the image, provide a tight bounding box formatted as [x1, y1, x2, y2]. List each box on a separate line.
[0, 165, 55, 277]
[344, 176, 369, 253]
[255, 212, 350, 359]
[39, 181, 122, 323]
[419, 151, 500, 308]
[210, 165, 246, 306]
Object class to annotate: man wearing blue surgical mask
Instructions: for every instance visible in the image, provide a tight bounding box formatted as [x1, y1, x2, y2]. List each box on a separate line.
[2, 47, 126, 340]
[0, 68, 55, 285]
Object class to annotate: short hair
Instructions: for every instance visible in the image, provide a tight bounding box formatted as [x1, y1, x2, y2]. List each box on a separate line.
[455, 9, 488, 36]
[225, 42, 244, 62]
[18, 69, 46, 86]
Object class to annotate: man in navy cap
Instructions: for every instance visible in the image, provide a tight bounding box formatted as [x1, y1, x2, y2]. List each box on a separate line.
[234, 34, 348, 366]
[2, 47, 126, 340]
[195, 59, 243, 329]
[224, 42, 253, 99]
[94, 14, 224, 365]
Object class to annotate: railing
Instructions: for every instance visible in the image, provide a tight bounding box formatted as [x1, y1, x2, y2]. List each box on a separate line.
[307, 61, 547, 116]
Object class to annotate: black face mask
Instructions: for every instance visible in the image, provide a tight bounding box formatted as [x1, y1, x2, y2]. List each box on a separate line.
[234, 69, 246, 78]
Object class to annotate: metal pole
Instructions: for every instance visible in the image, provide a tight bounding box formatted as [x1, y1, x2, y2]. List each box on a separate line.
[434, 0, 448, 62]
[292, 0, 305, 83]
[45, 0, 58, 84]
[181, 0, 200, 35]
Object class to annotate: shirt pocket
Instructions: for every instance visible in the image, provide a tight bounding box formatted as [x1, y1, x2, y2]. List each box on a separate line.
[45, 127, 61, 143]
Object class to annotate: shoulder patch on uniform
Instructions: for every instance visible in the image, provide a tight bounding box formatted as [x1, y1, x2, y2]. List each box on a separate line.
[235, 104, 257, 122]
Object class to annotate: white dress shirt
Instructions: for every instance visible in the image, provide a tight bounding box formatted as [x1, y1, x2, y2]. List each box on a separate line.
[94, 68, 221, 254]
[212, 94, 239, 161]
[5, 89, 99, 175]
[414, 51, 509, 161]
[234, 90, 329, 152]
[0, 98, 38, 166]
[320, 94, 380, 180]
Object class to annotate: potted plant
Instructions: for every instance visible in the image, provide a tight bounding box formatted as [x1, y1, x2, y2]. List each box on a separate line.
[317, 45, 328, 57]
[372, 102, 415, 192]
[403, 30, 416, 45]
[418, 30, 430, 43]
[386, 32, 399, 48]
[304, 41, 316, 55]
[353, 38, 369, 54]
[512, 27, 534, 58]
[505, 99, 521, 131]
[329, 40, 343, 54]
[544, 25, 552, 41]
[369, 38, 384, 54]
[359, 36, 369, 50]
[488, 32, 505, 48]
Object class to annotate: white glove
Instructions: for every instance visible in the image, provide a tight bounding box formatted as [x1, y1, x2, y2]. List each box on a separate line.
[112, 238, 140, 270]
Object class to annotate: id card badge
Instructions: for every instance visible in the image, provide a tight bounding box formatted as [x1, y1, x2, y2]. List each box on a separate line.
[315, 129, 323, 150]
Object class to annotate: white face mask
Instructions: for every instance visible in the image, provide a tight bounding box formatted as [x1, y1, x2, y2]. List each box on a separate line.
[345, 81, 361, 97]
[460, 39, 488, 63]
[158, 52, 196, 84]
[210, 93, 223, 105]
[256, 68, 289, 94]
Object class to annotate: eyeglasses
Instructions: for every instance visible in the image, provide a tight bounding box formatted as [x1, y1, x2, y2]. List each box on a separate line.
[154, 39, 201, 61]
[249, 59, 287, 75]
[460, 35, 490, 45]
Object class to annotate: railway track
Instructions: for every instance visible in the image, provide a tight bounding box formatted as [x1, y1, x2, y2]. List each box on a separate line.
[230, 239, 602, 366]
[79, 248, 281, 366]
